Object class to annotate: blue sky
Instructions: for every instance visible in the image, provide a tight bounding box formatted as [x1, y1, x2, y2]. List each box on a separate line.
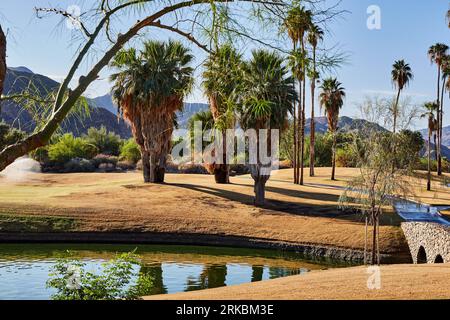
[1, 0, 449, 129]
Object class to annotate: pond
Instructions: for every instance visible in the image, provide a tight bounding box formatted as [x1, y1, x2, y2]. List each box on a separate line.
[0, 244, 346, 300]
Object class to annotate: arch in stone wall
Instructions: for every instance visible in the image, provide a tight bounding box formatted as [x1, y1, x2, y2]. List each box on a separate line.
[417, 246, 427, 264]
[434, 255, 444, 263]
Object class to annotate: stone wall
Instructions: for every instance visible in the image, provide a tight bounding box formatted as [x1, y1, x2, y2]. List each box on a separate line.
[401, 222, 450, 263]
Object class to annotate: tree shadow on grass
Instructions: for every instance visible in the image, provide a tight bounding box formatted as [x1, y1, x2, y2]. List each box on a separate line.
[167, 182, 360, 221]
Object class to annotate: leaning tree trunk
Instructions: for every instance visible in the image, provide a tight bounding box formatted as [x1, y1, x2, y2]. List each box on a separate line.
[0, 25, 6, 100]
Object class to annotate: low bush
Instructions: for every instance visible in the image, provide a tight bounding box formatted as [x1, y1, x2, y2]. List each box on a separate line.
[64, 158, 95, 173]
[116, 160, 136, 171]
[92, 154, 118, 168]
[120, 139, 141, 163]
[48, 134, 98, 165]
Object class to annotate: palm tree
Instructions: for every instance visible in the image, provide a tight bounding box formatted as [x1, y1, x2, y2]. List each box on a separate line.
[110, 40, 193, 183]
[428, 43, 449, 175]
[238, 50, 296, 205]
[202, 44, 242, 183]
[391, 60, 413, 134]
[283, 5, 312, 185]
[319, 78, 345, 181]
[422, 102, 439, 191]
[307, 24, 323, 177]
[283, 6, 302, 184]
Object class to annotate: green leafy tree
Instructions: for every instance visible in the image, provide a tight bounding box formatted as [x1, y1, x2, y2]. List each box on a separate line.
[120, 139, 141, 163]
[0, 122, 25, 151]
[111, 40, 193, 183]
[47, 252, 153, 300]
[48, 134, 98, 165]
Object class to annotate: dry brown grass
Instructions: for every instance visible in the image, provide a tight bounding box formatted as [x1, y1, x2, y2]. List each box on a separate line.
[0, 167, 448, 253]
[146, 263, 450, 300]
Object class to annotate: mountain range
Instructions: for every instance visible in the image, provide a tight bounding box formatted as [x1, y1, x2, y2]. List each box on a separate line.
[4, 66, 448, 153]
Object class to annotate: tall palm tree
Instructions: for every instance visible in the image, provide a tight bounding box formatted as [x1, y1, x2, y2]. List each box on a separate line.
[110, 40, 193, 183]
[307, 24, 323, 177]
[238, 50, 296, 205]
[283, 6, 301, 184]
[391, 60, 413, 134]
[283, 5, 312, 185]
[428, 43, 449, 175]
[319, 78, 345, 181]
[422, 102, 438, 191]
[202, 44, 242, 183]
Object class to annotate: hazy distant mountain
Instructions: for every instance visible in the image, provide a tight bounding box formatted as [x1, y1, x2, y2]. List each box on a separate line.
[419, 126, 450, 148]
[304, 116, 387, 135]
[90, 92, 208, 128]
[8, 66, 34, 74]
[0, 68, 132, 138]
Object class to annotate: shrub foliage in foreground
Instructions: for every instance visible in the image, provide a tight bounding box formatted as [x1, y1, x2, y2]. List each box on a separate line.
[47, 252, 153, 300]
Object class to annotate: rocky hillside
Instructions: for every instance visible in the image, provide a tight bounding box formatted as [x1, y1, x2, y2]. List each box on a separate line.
[1, 67, 132, 138]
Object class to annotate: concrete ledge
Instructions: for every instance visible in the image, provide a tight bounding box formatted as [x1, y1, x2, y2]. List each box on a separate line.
[0, 231, 410, 264]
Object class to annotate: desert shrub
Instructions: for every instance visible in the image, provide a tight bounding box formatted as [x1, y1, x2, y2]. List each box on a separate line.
[48, 134, 98, 165]
[116, 160, 136, 171]
[335, 145, 358, 168]
[64, 158, 95, 172]
[179, 163, 209, 174]
[230, 164, 250, 175]
[92, 154, 118, 168]
[47, 252, 153, 300]
[84, 126, 122, 156]
[0, 122, 25, 150]
[120, 139, 141, 163]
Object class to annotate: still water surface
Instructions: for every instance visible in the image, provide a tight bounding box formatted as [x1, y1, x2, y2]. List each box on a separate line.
[0, 244, 345, 300]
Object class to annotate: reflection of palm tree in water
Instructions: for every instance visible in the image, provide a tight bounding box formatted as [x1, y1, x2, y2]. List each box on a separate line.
[269, 267, 302, 279]
[251, 266, 264, 282]
[140, 263, 167, 295]
[186, 264, 227, 291]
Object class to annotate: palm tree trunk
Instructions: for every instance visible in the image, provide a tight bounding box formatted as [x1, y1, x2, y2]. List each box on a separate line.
[296, 79, 302, 185]
[292, 42, 298, 184]
[141, 149, 150, 183]
[393, 88, 401, 134]
[299, 39, 306, 185]
[437, 66, 442, 175]
[309, 48, 316, 177]
[439, 75, 446, 175]
[428, 127, 432, 191]
[0, 25, 6, 102]
[434, 133, 438, 161]
[331, 131, 336, 180]
[156, 153, 166, 183]
[149, 153, 158, 183]
[214, 131, 230, 184]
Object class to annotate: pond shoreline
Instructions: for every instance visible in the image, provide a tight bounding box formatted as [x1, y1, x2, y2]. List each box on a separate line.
[0, 231, 411, 264]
